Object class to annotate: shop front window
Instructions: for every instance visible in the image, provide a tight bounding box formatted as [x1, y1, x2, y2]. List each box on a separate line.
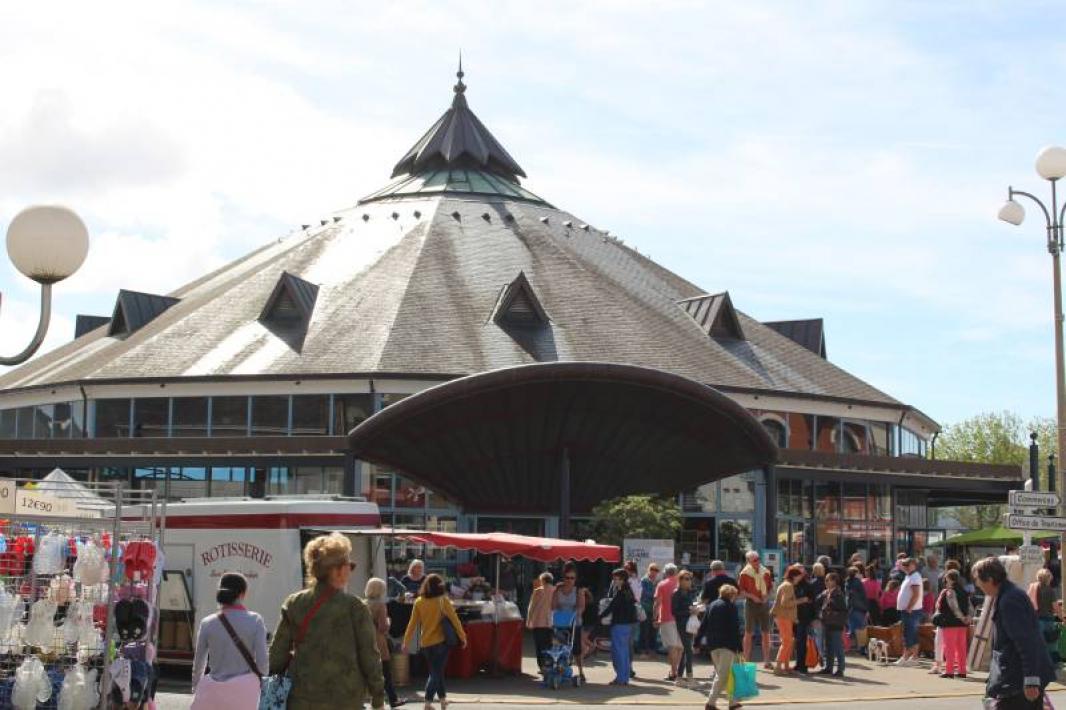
[323, 467, 344, 495]
[94, 399, 131, 438]
[394, 476, 427, 509]
[292, 395, 330, 436]
[815, 482, 840, 520]
[717, 519, 752, 564]
[0, 410, 15, 439]
[33, 404, 53, 439]
[169, 467, 208, 500]
[680, 518, 713, 567]
[682, 482, 718, 513]
[211, 397, 248, 437]
[842, 482, 866, 520]
[787, 413, 814, 450]
[172, 397, 208, 437]
[333, 394, 373, 436]
[251, 396, 289, 436]
[720, 474, 755, 513]
[133, 398, 169, 438]
[842, 421, 869, 454]
[210, 467, 247, 497]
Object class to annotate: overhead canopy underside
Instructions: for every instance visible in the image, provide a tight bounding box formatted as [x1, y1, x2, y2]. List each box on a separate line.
[348, 362, 778, 514]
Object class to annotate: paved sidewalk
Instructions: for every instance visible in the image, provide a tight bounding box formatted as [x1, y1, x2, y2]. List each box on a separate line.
[154, 648, 1066, 707]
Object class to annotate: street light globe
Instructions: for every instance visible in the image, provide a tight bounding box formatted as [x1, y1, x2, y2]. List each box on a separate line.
[1035, 145, 1066, 180]
[998, 199, 1025, 225]
[5, 205, 89, 284]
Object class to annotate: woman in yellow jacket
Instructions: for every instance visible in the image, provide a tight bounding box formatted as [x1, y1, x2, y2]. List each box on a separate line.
[771, 566, 803, 675]
[402, 574, 468, 709]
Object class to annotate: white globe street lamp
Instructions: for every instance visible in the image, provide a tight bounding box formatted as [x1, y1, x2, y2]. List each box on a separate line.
[999, 145, 1066, 612]
[1, 205, 90, 365]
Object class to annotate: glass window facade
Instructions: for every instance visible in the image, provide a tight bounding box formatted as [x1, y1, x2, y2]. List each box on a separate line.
[251, 396, 289, 437]
[95, 399, 131, 438]
[211, 397, 248, 437]
[172, 397, 209, 437]
[133, 398, 169, 438]
[292, 395, 330, 436]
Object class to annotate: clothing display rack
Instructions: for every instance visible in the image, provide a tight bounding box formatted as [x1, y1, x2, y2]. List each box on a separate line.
[0, 479, 165, 710]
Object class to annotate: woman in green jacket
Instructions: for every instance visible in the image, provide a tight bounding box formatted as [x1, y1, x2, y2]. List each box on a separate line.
[269, 532, 386, 710]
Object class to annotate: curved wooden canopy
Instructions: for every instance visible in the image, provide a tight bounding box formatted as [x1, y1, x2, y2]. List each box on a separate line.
[348, 362, 777, 514]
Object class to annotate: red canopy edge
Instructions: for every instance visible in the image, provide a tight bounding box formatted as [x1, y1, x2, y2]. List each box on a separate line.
[355, 528, 620, 564]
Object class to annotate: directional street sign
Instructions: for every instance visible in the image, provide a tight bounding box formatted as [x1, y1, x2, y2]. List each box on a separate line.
[1018, 544, 1046, 564]
[1009, 490, 1061, 508]
[1007, 514, 1066, 532]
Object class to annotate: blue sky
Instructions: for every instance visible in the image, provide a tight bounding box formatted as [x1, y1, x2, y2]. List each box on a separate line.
[0, 1, 1064, 427]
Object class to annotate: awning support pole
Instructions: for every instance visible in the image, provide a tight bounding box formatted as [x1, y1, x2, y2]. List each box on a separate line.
[560, 447, 571, 539]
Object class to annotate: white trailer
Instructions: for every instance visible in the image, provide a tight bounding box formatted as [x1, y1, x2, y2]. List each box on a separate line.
[155, 495, 385, 665]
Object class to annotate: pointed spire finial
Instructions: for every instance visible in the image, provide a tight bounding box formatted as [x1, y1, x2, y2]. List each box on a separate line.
[454, 51, 466, 96]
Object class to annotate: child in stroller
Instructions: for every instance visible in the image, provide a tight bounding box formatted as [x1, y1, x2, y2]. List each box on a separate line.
[542, 610, 583, 689]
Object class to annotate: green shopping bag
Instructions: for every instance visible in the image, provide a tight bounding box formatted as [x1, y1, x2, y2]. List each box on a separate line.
[730, 661, 759, 700]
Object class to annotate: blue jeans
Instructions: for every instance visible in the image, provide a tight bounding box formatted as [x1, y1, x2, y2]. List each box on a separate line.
[794, 622, 811, 669]
[901, 609, 921, 648]
[824, 628, 845, 674]
[423, 642, 451, 701]
[810, 620, 824, 660]
[848, 609, 867, 646]
[610, 624, 632, 684]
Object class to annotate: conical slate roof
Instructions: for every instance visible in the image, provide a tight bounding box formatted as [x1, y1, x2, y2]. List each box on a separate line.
[0, 70, 902, 410]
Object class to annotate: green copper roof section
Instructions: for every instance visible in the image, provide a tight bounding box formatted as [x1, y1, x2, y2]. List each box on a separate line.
[358, 167, 551, 206]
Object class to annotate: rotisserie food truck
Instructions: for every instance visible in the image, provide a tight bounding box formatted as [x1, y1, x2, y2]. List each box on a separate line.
[155, 495, 385, 665]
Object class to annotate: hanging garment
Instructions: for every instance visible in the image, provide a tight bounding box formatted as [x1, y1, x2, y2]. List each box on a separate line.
[58, 665, 98, 710]
[49, 574, 76, 604]
[12, 656, 51, 709]
[0, 589, 23, 635]
[34, 532, 67, 575]
[25, 598, 58, 649]
[63, 601, 95, 645]
[73, 540, 108, 586]
[108, 657, 132, 704]
[122, 541, 158, 582]
[114, 598, 151, 642]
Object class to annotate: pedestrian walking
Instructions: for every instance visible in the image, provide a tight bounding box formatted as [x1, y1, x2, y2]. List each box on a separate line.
[653, 563, 683, 680]
[694, 584, 742, 710]
[270, 532, 386, 710]
[894, 558, 923, 666]
[816, 572, 847, 678]
[637, 563, 660, 658]
[191, 572, 268, 710]
[808, 561, 827, 662]
[844, 566, 868, 650]
[599, 568, 637, 686]
[792, 565, 815, 674]
[933, 569, 971, 679]
[527, 572, 555, 672]
[1028, 567, 1058, 663]
[625, 560, 642, 679]
[974, 556, 1054, 708]
[366, 577, 409, 708]
[738, 551, 773, 668]
[402, 573, 468, 710]
[672, 570, 697, 685]
[700, 560, 737, 605]
[771, 566, 800, 675]
[552, 562, 587, 682]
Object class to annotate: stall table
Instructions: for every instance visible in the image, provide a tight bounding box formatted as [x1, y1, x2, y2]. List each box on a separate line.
[446, 618, 524, 678]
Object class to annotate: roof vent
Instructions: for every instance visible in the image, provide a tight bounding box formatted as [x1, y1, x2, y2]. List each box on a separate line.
[260, 271, 319, 326]
[563, 220, 572, 228]
[482, 213, 491, 222]
[451, 211, 461, 221]
[108, 290, 181, 337]
[580, 224, 589, 231]
[414, 210, 422, 218]
[74, 314, 109, 339]
[491, 271, 550, 326]
[504, 214, 515, 222]
[764, 318, 827, 358]
[333, 216, 342, 223]
[362, 214, 370, 222]
[320, 220, 329, 226]
[539, 216, 549, 224]
[677, 291, 745, 341]
[301, 224, 310, 230]
[391, 212, 399, 220]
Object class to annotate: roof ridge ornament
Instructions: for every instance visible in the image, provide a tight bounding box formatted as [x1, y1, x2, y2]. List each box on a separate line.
[389, 60, 527, 181]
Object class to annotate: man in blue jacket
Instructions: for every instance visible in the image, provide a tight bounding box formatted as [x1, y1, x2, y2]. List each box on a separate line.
[973, 557, 1055, 709]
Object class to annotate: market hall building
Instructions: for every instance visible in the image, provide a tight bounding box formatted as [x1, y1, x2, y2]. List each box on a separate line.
[0, 68, 1020, 572]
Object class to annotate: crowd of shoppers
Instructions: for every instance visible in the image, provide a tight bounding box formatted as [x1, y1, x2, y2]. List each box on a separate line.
[227, 538, 1056, 710]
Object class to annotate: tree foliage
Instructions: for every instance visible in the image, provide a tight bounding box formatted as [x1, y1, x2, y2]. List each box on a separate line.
[936, 411, 1057, 529]
[589, 494, 682, 546]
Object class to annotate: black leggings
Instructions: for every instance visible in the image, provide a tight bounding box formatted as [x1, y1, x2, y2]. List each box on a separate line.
[533, 627, 553, 666]
[381, 660, 398, 706]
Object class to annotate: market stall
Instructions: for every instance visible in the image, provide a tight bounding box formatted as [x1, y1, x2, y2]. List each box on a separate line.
[372, 530, 620, 679]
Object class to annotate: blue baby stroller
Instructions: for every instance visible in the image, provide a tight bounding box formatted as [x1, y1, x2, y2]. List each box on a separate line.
[542, 610, 582, 689]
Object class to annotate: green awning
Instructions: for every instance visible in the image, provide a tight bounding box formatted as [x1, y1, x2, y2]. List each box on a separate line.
[930, 525, 1059, 547]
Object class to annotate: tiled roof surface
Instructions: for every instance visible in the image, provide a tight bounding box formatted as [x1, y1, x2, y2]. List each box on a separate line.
[0, 194, 901, 407]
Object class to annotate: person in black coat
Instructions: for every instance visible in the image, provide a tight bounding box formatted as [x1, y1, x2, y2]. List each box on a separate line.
[816, 572, 848, 678]
[700, 560, 738, 605]
[973, 557, 1054, 708]
[693, 584, 742, 710]
[792, 566, 816, 673]
[600, 568, 637, 686]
